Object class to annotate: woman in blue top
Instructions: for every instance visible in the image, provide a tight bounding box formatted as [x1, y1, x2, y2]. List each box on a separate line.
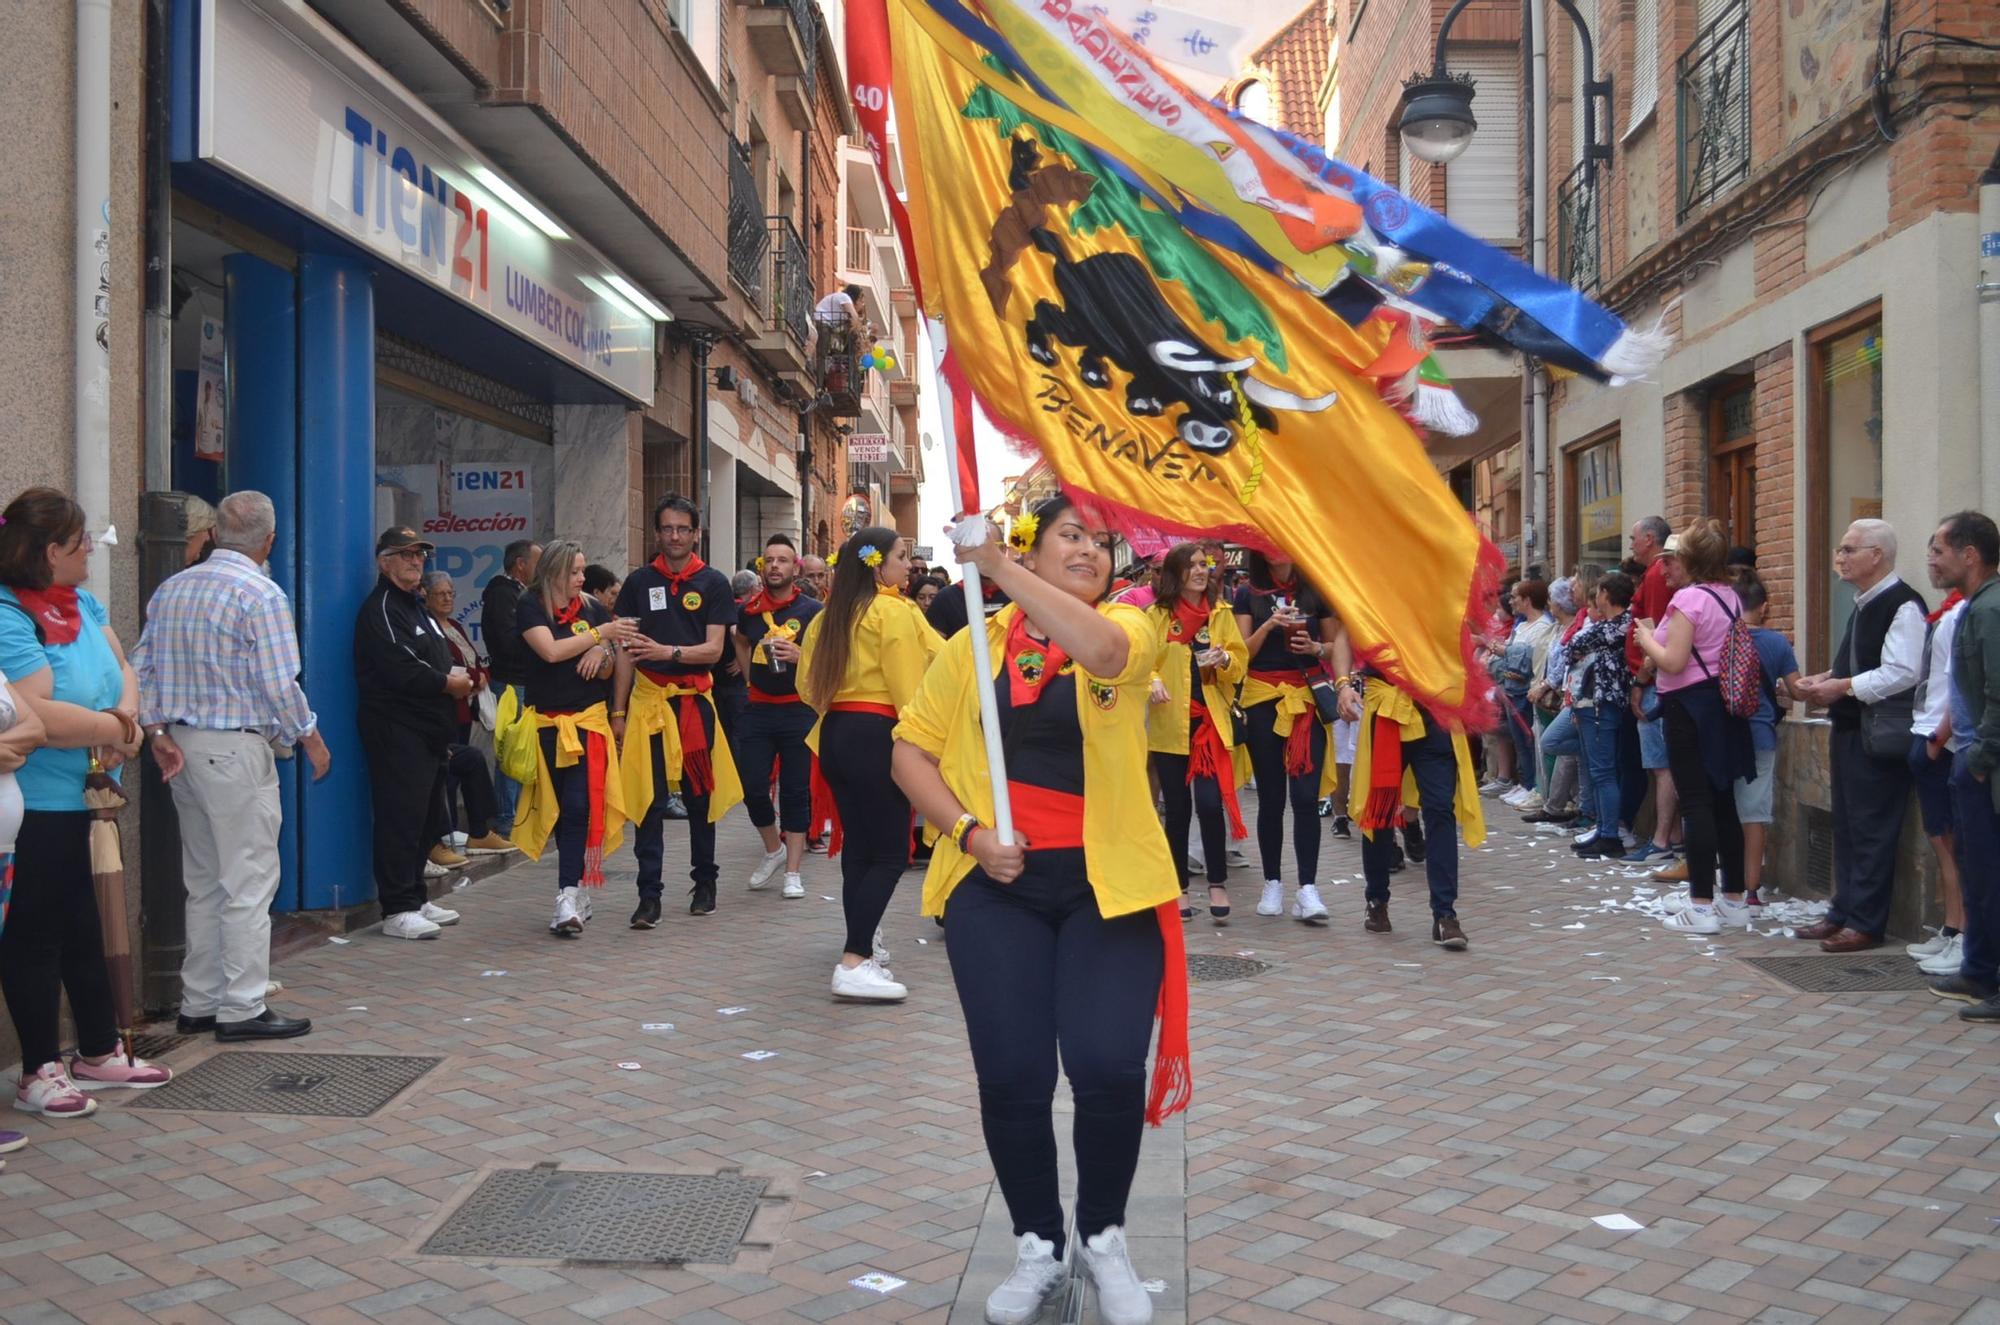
[0, 488, 172, 1118]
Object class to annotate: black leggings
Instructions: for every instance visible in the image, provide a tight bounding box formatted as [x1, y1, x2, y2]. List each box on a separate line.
[819, 710, 908, 958]
[0, 811, 120, 1072]
[1241, 699, 1324, 885]
[1662, 692, 1744, 901]
[1154, 751, 1226, 885]
[945, 851, 1163, 1251]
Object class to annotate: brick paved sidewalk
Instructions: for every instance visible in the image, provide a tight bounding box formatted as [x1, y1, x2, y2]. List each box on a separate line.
[1, 794, 1996, 1324]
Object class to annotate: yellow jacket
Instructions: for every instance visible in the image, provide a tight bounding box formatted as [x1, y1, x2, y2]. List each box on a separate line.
[510, 702, 629, 860]
[618, 672, 744, 825]
[894, 601, 1178, 920]
[796, 589, 943, 751]
[1347, 677, 1486, 849]
[1145, 599, 1248, 754]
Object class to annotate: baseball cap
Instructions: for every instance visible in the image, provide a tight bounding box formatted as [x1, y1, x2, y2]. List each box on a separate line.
[375, 526, 436, 555]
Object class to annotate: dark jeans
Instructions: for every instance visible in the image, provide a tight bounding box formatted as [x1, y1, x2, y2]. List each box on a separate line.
[819, 710, 908, 956]
[1575, 705, 1625, 836]
[0, 811, 120, 1072]
[360, 708, 448, 918]
[1662, 690, 1744, 901]
[735, 701, 816, 834]
[1827, 725, 1912, 938]
[1503, 688, 1536, 790]
[633, 696, 718, 899]
[1360, 711, 1461, 918]
[1951, 751, 1999, 985]
[1908, 734, 1956, 838]
[1242, 698, 1324, 886]
[1155, 750, 1226, 885]
[1617, 706, 1647, 828]
[538, 727, 594, 890]
[439, 743, 499, 837]
[945, 852, 1163, 1250]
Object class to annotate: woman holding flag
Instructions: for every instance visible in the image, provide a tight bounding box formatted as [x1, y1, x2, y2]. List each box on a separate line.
[1233, 551, 1347, 923]
[512, 540, 636, 936]
[1146, 542, 1248, 922]
[892, 493, 1185, 1325]
[796, 525, 940, 1003]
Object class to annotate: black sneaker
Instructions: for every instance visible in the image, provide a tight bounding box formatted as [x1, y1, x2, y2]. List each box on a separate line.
[629, 896, 662, 930]
[1317, 796, 1333, 818]
[663, 794, 689, 821]
[688, 883, 717, 917]
[1331, 815, 1352, 839]
[1403, 819, 1426, 864]
[1959, 994, 2000, 1023]
[1930, 972, 1999, 1003]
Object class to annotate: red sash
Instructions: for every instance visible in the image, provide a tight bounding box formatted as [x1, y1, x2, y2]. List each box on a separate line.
[1360, 714, 1406, 833]
[1248, 668, 1317, 776]
[1008, 782, 1085, 849]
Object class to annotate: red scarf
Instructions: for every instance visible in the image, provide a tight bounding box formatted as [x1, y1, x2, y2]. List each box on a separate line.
[1167, 594, 1211, 646]
[548, 596, 609, 882]
[1172, 597, 1244, 838]
[12, 585, 82, 645]
[1930, 589, 1964, 624]
[651, 552, 708, 595]
[1005, 613, 1070, 708]
[1147, 901, 1191, 1125]
[1360, 712, 1406, 832]
[740, 583, 800, 616]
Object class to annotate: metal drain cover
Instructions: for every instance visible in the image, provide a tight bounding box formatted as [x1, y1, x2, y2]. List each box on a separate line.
[421, 1169, 768, 1265]
[1741, 953, 1930, 993]
[127, 1052, 440, 1117]
[125, 1030, 196, 1061]
[1188, 953, 1271, 982]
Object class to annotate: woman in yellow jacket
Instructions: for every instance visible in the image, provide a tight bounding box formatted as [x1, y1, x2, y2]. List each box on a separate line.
[892, 494, 1185, 1325]
[510, 540, 638, 936]
[1146, 543, 1248, 921]
[796, 525, 941, 1003]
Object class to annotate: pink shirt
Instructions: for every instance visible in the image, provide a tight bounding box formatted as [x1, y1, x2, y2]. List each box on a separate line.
[1655, 582, 1742, 694]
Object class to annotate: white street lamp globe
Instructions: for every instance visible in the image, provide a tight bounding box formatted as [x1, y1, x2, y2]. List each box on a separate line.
[1398, 74, 1478, 166]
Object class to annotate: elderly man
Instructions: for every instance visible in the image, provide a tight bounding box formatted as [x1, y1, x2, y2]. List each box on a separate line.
[135, 492, 326, 1040]
[355, 527, 474, 941]
[1796, 518, 1928, 952]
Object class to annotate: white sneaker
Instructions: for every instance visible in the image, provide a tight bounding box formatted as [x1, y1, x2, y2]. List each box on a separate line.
[1292, 883, 1329, 922]
[383, 911, 442, 940]
[984, 1232, 1064, 1325]
[1713, 896, 1752, 930]
[1906, 930, 1952, 959]
[265, 979, 284, 997]
[1513, 792, 1545, 813]
[831, 958, 908, 1002]
[873, 927, 891, 965]
[1662, 905, 1721, 934]
[1918, 934, 1964, 976]
[1227, 847, 1251, 868]
[781, 873, 805, 899]
[1500, 786, 1529, 807]
[548, 888, 584, 937]
[1478, 778, 1511, 797]
[1078, 1225, 1154, 1325]
[422, 859, 449, 879]
[576, 890, 594, 925]
[420, 901, 461, 927]
[1255, 880, 1285, 916]
[1620, 829, 1642, 852]
[747, 847, 787, 890]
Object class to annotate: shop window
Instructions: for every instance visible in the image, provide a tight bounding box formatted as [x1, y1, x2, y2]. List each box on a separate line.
[1566, 432, 1623, 574]
[1706, 376, 1755, 553]
[1805, 306, 1884, 670]
[1473, 443, 1524, 572]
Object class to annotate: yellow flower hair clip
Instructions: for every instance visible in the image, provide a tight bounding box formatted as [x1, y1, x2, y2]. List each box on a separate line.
[753, 555, 766, 572]
[858, 544, 884, 568]
[1007, 513, 1039, 553]
[825, 549, 840, 569]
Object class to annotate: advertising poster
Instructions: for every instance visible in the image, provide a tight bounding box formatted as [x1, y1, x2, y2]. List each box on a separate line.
[195, 316, 226, 461]
[376, 462, 534, 650]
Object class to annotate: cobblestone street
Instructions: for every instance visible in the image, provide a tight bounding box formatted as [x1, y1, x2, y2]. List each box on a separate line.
[3, 795, 1997, 1324]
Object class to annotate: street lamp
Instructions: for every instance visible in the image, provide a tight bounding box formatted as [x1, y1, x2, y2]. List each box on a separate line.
[1397, 0, 1613, 183]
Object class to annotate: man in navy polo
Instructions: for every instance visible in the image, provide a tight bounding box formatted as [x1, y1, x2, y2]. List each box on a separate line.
[732, 533, 822, 899]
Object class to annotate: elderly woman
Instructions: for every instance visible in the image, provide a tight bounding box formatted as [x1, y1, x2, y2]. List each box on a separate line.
[181, 495, 218, 568]
[419, 572, 512, 860]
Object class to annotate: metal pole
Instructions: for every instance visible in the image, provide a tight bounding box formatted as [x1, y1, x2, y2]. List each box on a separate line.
[1979, 145, 2000, 514]
[1528, 0, 1550, 572]
[143, 0, 173, 494]
[76, 0, 114, 596]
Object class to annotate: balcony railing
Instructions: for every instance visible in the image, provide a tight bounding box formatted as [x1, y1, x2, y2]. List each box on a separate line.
[1556, 161, 1603, 294]
[1675, 0, 1750, 221]
[727, 140, 767, 303]
[767, 215, 814, 346]
[844, 226, 875, 273]
[762, 0, 819, 92]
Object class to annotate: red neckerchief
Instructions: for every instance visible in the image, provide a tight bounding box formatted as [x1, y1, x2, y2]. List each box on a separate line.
[1168, 594, 1210, 645]
[1930, 589, 1963, 624]
[12, 585, 82, 645]
[740, 583, 799, 616]
[552, 595, 587, 628]
[1005, 612, 1071, 707]
[651, 553, 707, 596]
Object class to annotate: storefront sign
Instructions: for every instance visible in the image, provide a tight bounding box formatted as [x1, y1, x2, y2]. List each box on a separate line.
[378, 462, 535, 648]
[847, 433, 893, 463]
[200, 0, 656, 403]
[195, 315, 226, 462]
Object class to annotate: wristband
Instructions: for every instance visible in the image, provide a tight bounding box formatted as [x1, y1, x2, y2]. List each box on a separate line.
[610, 710, 627, 719]
[952, 813, 981, 851]
[585, 623, 603, 644]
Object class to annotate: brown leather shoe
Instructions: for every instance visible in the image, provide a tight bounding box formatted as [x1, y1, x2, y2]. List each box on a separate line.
[1820, 927, 1881, 953]
[1432, 916, 1469, 950]
[1365, 901, 1391, 933]
[1795, 918, 1843, 942]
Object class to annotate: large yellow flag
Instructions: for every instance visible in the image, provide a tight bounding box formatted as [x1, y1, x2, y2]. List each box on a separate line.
[888, 0, 1499, 720]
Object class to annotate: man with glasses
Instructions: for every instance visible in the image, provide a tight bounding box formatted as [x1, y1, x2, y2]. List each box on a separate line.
[612, 495, 743, 927]
[1794, 519, 1928, 952]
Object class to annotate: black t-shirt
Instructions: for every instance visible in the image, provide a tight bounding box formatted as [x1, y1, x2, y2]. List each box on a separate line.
[614, 560, 736, 678]
[1232, 582, 1327, 675]
[737, 591, 823, 698]
[517, 594, 614, 713]
[927, 580, 1010, 640]
[993, 665, 1085, 795]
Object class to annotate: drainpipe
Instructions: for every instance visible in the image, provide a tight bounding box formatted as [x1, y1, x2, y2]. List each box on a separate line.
[1526, 0, 1550, 573]
[144, 0, 173, 494]
[76, 0, 114, 595]
[687, 329, 714, 554]
[1979, 144, 2000, 515]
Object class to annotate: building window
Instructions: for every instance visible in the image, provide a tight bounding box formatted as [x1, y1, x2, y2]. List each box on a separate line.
[1676, 0, 1750, 219]
[1570, 0, 1597, 165]
[1444, 45, 1522, 244]
[1235, 79, 1273, 128]
[644, 421, 695, 517]
[1806, 306, 1885, 670]
[1566, 432, 1623, 573]
[1707, 376, 1755, 553]
[1474, 443, 1524, 572]
[1628, 0, 1658, 128]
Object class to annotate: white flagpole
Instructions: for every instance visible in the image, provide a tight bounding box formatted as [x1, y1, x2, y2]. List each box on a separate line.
[927, 315, 1016, 846]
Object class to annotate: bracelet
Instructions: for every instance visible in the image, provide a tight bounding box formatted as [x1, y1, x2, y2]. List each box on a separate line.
[585, 623, 603, 644]
[952, 813, 981, 851]
[610, 710, 627, 719]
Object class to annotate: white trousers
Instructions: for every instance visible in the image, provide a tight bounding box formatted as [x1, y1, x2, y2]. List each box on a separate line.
[168, 727, 283, 1023]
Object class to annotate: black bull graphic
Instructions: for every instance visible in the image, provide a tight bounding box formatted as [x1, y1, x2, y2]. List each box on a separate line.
[1023, 228, 1338, 454]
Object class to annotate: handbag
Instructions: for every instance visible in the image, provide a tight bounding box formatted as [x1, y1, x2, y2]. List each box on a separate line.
[1228, 700, 1250, 747]
[1309, 674, 1344, 725]
[1861, 692, 1916, 760]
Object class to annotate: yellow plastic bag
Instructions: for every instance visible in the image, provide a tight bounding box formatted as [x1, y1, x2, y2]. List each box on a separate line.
[494, 687, 537, 786]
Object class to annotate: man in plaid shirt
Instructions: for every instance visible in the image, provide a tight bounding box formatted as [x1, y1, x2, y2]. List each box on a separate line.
[133, 492, 327, 1042]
